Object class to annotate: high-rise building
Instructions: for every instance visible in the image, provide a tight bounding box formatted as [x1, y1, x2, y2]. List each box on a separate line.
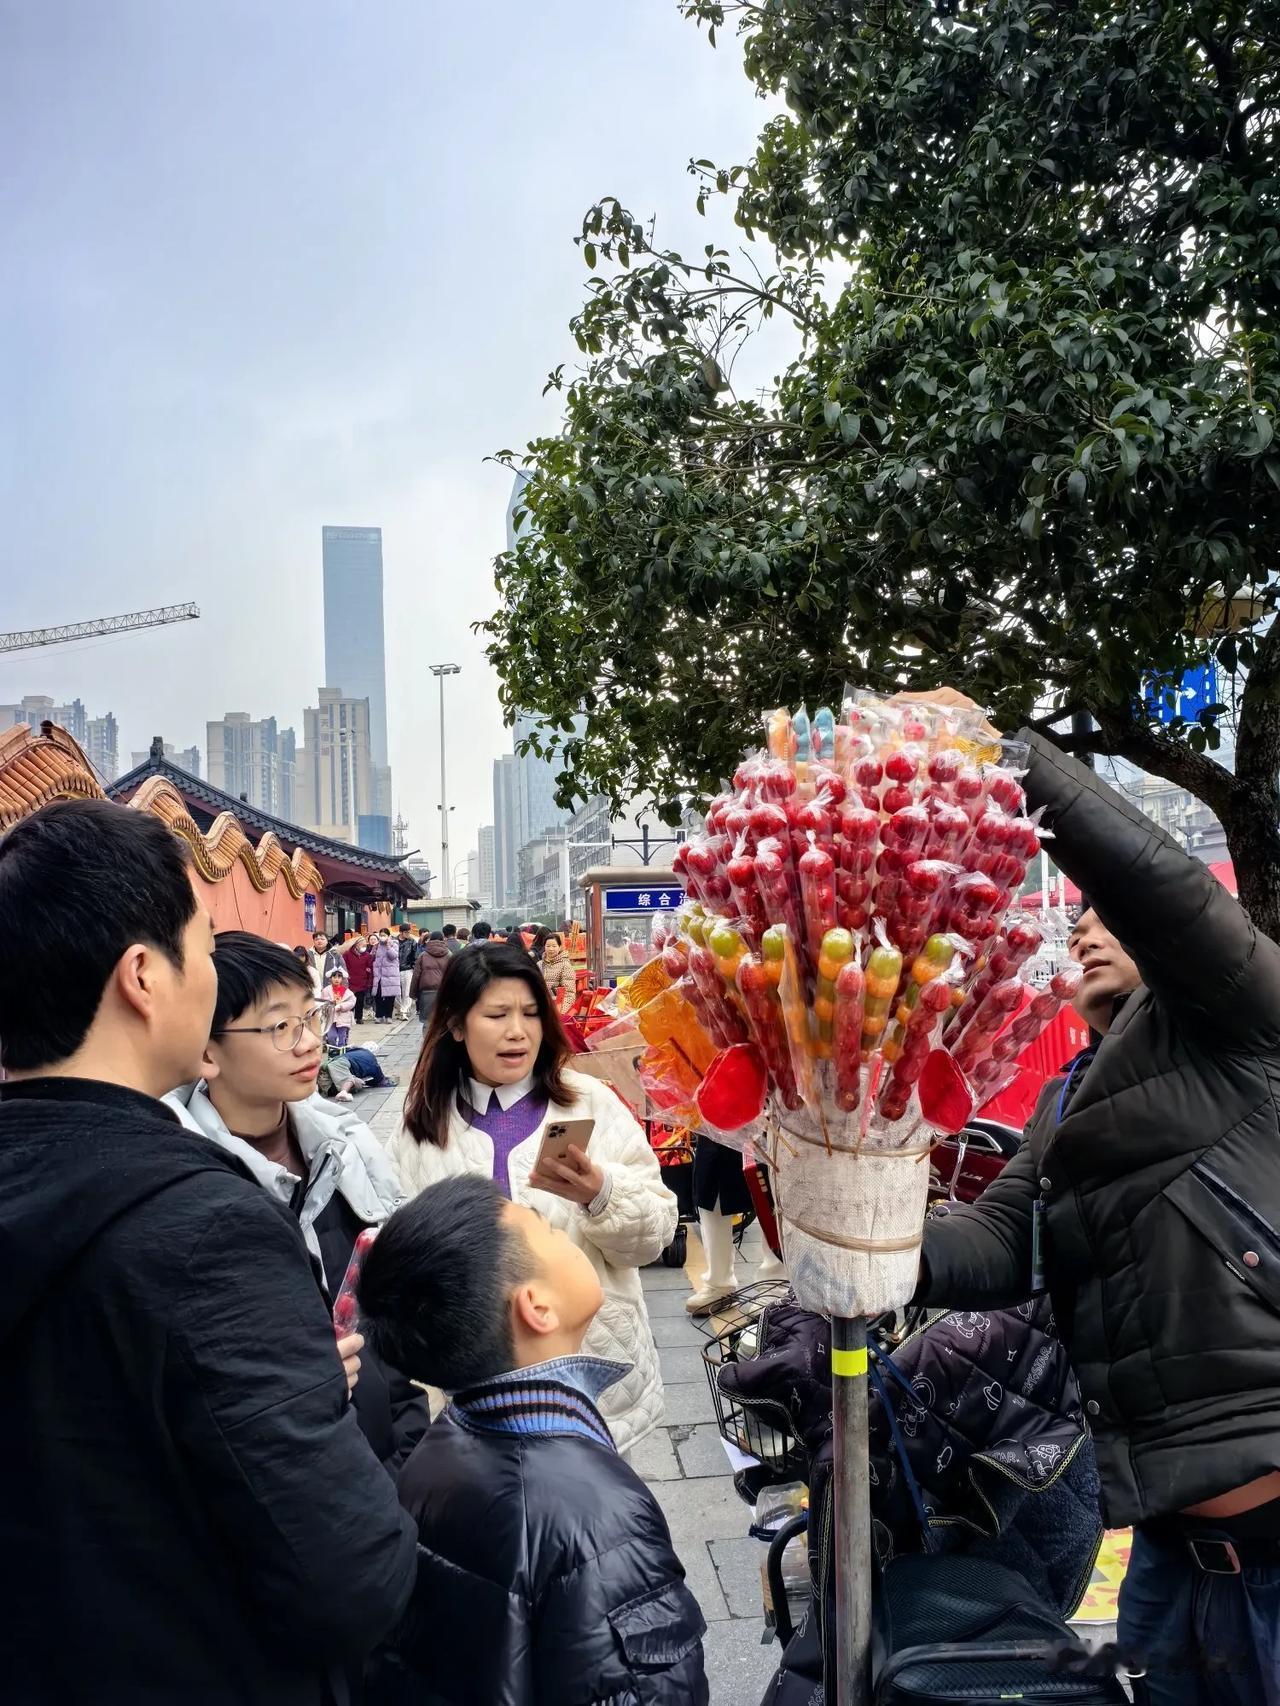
[493, 753, 518, 908]
[466, 849, 481, 900]
[206, 713, 295, 817]
[322, 526, 388, 768]
[478, 825, 496, 909]
[84, 712, 119, 783]
[131, 742, 201, 777]
[297, 688, 376, 845]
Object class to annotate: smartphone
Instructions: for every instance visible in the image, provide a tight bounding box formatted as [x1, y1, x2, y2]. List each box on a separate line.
[534, 1117, 596, 1174]
[332, 1225, 378, 1337]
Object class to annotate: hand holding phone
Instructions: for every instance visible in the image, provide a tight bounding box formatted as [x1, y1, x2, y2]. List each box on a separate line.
[529, 1119, 603, 1207]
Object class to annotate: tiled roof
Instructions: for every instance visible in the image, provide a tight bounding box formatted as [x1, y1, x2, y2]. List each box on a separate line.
[109, 754, 422, 897]
[0, 721, 105, 827]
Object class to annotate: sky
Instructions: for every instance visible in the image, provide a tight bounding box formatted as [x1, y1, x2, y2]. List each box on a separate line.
[0, 0, 771, 882]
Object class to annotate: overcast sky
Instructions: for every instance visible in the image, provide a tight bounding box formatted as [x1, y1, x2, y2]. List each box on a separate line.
[0, 0, 769, 880]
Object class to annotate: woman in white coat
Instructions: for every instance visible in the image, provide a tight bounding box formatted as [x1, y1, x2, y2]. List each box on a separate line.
[386, 943, 677, 1454]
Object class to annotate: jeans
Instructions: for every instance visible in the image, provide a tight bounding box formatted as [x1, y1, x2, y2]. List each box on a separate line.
[1119, 1526, 1280, 1704]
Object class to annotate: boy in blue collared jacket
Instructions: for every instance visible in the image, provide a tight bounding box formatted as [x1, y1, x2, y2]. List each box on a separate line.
[357, 1175, 708, 1706]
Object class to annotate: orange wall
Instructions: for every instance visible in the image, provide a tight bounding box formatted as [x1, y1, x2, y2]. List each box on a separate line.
[195, 863, 315, 945]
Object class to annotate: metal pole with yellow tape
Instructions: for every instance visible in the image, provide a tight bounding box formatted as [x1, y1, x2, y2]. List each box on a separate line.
[831, 1315, 872, 1706]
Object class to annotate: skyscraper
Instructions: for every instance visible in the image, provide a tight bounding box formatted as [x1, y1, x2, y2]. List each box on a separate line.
[478, 825, 496, 909]
[131, 742, 201, 777]
[493, 754, 518, 908]
[322, 526, 388, 767]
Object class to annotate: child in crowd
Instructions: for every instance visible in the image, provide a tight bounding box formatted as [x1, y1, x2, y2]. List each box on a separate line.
[327, 969, 356, 1049]
[358, 1175, 708, 1706]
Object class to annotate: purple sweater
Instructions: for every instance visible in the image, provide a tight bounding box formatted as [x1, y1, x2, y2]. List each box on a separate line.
[465, 1091, 548, 1195]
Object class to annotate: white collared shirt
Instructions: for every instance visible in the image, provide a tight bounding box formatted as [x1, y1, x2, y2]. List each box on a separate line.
[465, 1072, 536, 1115]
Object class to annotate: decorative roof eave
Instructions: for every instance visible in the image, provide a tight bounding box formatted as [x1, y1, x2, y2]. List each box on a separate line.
[0, 721, 105, 828]
[128, 776, 325, 899]
[108, 753, 422, 898]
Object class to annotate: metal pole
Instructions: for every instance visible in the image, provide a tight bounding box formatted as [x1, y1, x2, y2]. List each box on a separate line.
[438, 673, 449, 893]
[831, 1315, 873, 1706]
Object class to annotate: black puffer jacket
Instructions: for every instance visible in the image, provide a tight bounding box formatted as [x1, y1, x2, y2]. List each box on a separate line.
[383, 1386, 708, 1705]
[0, 1078, 417, 1706]
[919, 733, 1280, 1526]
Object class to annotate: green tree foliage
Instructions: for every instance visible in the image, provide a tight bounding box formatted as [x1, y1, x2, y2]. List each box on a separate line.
[487, 1, 1280, 927]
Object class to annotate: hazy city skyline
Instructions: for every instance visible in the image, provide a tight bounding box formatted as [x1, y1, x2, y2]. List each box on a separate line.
[1, 2, 765, 870]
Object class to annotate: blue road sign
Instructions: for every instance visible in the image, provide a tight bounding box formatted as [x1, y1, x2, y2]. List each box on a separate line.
[1144, 663, 1219, 726]
[602, 886, 685, 913]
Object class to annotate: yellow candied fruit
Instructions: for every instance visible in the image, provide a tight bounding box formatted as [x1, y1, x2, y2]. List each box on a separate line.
[895, 1002, 913, 1026]
[814, 995, 836, 1024]
[818, 957, 842, 983]
[881, 1039, 902, 1063]
[867, 975, 898, 999]
[813, 1039, 833, 1061]
[951, 987, 966, 1007]
[862, 1013, 887, 1037]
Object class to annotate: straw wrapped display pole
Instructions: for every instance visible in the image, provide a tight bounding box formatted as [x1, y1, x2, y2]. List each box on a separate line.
[832, 1314, 873, 1706]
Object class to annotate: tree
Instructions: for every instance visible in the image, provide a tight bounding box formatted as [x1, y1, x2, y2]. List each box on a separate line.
[487, 0, 1280, 931]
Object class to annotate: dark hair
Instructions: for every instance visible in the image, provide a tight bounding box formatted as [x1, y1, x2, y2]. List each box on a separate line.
[471, 920, 492, 940]
[313, 930, 328, 943]
[212, 932, 315, 1031]
[0, 799, 196, 1072]
[357, 1177, 536, 1389]
[403, 943, 572, 1147]
[442, 922, 457, 938]
[398, 923, 410, 933]
[429, 930, 444, 941]
[457, 928, 470, 941]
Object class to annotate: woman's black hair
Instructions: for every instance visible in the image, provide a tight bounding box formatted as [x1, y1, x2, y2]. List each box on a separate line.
[403, 943, 572, 1148]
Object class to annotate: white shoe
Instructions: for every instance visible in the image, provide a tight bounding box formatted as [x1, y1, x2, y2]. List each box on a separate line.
[685, 1209, 739, 1313]
[684, 1281, 738, 1315]
[335, 1090, 355, 1103]
[757, 1249, 788, 1280]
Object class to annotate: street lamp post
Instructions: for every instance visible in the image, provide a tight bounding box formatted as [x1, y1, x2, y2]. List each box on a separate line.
[430, 664, 461, 901]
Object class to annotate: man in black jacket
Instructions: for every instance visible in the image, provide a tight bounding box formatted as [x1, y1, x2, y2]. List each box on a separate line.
[918, 734, 1280, 1703]
[358, 1175, 708, 1706]
[0, 799, 418, 1706]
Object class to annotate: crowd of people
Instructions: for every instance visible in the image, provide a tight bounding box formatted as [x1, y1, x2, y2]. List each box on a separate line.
[2, 724, 1280, 1705]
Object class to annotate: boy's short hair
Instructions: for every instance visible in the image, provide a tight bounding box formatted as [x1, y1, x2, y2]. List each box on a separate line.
[471, 921, 492, 941]
[358, 1177, 536, 1390]
[442, 923, 457, 938]
[0, 799, 196, 1072]
[399, 923, 410, 933]
[211, 931, 315, 1032]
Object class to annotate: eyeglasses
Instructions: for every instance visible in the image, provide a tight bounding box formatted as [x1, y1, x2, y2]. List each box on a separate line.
[213, 1003, 334, 1052]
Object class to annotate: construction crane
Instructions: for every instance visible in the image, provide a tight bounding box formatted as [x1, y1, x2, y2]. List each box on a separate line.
[0, 602, 200, 656]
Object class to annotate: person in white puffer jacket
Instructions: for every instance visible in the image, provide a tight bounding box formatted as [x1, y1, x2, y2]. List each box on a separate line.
[386, 942, 677, 1455]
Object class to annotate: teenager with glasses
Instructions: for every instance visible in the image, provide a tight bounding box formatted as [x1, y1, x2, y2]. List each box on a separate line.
[168, 932, 429, 1470]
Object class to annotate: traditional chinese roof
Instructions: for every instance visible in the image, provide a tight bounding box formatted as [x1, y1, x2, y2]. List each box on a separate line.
[109, 749, 422, 901]
[0, 721, 105, 827]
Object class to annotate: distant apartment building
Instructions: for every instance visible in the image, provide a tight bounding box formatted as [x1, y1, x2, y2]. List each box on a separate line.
[0, 696, 119, 781]
[477, 824, 496, 909]
[206, 713, 295, 818]
[295, 688, 385, 849]
[131, 742, 200, 777]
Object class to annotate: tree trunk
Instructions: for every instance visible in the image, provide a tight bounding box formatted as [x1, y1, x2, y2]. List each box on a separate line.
[1221, 787, 1280, 944]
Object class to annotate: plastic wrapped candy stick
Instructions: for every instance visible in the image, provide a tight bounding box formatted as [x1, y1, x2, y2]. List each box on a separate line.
[948, 916, 1043, 1039]
[835, 801, 879, 939]
[878, 978, 955, 1123]
[964, 964, 1085, 1094]
[799, 836, 839, 966]
[832, 958, 866, 1113]
[813, 926, 855, 1055]
[882, 934, 957, 1057]
[726, 841, 769, 951]
[813, 705, 837, 763]
[766, 707, 796, 762]
[332, 1226, 378, 1336]
[754, 837, 807, 965]
[687, 945, 750, 1047]
[861, 941, 904, 1059]
[949, 977, 1026, 1075]
[765, 923, 821, 1108]
[738, 948, 803, 1111]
